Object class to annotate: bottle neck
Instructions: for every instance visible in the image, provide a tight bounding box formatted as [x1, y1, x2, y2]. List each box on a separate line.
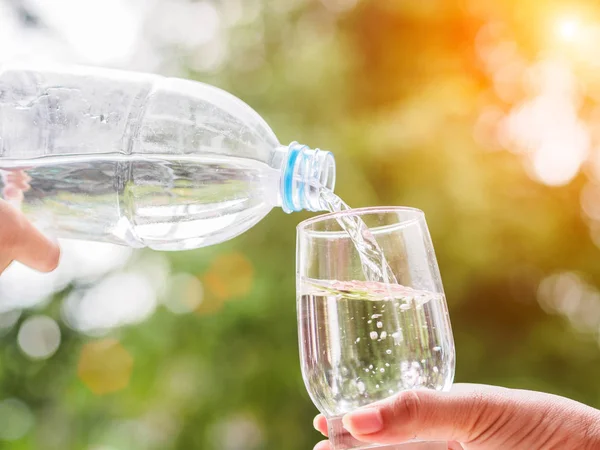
[277, 142, 336, 214]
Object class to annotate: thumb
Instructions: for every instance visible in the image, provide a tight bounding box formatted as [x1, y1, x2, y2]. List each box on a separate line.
[0, 199, 60, 273]
[342, 384, 493, 445]
[341, 383, 600, 449]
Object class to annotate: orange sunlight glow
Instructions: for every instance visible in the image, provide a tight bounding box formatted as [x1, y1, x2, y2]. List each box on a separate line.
[556, 17, 582, 42]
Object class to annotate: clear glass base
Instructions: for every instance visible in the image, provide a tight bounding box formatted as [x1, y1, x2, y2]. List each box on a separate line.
[328, 417, 447, 450]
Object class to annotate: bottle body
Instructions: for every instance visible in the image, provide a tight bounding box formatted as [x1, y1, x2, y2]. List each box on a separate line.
[0, 64, 334, 250]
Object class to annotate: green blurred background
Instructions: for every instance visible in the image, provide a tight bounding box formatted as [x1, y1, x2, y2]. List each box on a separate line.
[2, 0, 600, 448]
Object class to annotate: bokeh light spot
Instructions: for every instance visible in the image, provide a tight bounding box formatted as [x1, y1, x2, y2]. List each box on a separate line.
[28, 0, 141, 65]
[556, 17, 581, 42]
[189, 38, 228, 74]
[502, 58, 589, 186]
[17, 316, 61, 360]
[0, 398, 34, 441]
[473, 106, 504, 151]
[580, 183, 600, 223]
[0, 239, 132, 315]
[530, 137, 588, 186]
[164, 273, 203, 315]
[78, 339, 133, 395]
[0, 263, 58, 313]
[62, 272, 158, 335]
[201, 271, 229, 301]
[538, 272, 600, 333]
[0, 311, 21, 337]
[195, 274, 226, 316]
[320, 0, 359, 14]
[209, 414, 264, 450]
[202, 252, 254, 301]
[150, 0, 221, 48]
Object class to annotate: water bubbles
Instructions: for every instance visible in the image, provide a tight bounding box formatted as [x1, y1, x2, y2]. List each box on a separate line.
[392, 331, 403, 344]
[379, 368, 385, 373]
[369, 331, 378, 340]
[17, 315, 61, 360]
[401, 361, 422, 388]
[367, 320, 372, 324]
[433, 346, 442, 352]
[386, 349, 392, 355]
[371, 314, 382, 319]
[355, 337, 361, 343]
[380, 331, 387, 339]
[385, 363, 390, 367]
[400, 303, 411, 311]
[368, 364, 374, 370]
[376, 321, 383, 329]
[356, 381, 366, 394]
[433, 366, 439, 374]
[331, 383, 339, 396]
[375, 384, 380, 389]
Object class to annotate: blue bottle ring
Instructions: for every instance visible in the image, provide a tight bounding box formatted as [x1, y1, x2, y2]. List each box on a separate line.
[282, 142, 307, 213]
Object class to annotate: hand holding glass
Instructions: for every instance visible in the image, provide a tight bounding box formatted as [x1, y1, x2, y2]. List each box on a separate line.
[297, 207, 455, 450]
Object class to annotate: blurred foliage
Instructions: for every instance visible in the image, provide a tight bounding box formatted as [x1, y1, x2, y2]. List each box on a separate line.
[2, 0, 600, 449]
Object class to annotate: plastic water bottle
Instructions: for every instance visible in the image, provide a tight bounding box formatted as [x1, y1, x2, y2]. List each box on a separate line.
[0, 64, 336, 251]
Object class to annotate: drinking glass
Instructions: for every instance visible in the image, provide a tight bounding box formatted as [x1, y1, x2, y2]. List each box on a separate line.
[297, 207, 455, 450]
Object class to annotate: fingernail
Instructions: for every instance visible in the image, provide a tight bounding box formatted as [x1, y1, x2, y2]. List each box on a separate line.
[313, 416, 325, 436]
[342, 408, 383, 435]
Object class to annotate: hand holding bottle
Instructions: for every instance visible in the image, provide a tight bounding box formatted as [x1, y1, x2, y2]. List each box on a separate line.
[0, 170, 60, 274]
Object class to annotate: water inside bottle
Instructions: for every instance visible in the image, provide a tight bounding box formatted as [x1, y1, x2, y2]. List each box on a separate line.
[0, 153, 281, 250]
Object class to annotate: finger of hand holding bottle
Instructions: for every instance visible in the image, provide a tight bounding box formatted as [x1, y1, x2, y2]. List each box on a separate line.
[0, 170, 59, 275]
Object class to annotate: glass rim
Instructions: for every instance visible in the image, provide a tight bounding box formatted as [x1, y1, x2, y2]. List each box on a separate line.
[297, 206, 425, 236]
